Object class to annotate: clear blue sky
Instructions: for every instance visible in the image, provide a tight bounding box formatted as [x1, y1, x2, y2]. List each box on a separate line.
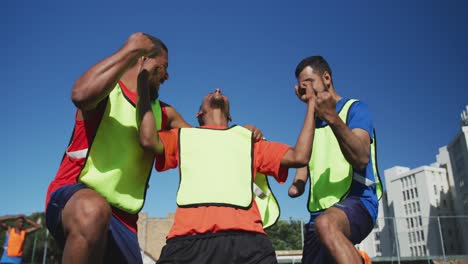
[2, 0, 467, 221]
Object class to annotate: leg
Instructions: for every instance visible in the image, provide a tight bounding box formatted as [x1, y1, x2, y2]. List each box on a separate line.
[314, 196, 374, 264]
[301, 222, 334, 264]
[61, 188, 112, 264]
[314, 207, 361, 264]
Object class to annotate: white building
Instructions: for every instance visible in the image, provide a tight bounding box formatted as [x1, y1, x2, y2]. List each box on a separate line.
[359, 106, 468, 258]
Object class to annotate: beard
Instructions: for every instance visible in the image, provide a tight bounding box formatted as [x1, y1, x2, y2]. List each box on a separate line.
[209, 96, 226, 109]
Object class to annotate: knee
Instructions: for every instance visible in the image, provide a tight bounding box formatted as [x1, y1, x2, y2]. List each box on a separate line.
[315, 214, 336, 243]
[64, 191, 112, 235]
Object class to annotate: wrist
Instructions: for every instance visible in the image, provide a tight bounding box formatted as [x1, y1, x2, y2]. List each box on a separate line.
[325, 112, 340, 125]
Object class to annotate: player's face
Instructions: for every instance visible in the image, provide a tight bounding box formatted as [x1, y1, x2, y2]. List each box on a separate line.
[146, 50, 169, 91]
[201, 88, 230, 116]
[297, 66, 327, 94]
[15, 219, 24, 229]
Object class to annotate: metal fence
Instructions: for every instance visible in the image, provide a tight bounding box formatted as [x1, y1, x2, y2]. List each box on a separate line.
[273, 216, 468, 263]
[3, 215, 467, 263]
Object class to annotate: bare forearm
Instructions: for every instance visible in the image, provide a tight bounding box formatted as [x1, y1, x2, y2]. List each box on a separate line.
[137, 71, 163, 154]
[72, 45, 141, 111]
[328, 116, 369, 170]
[282, 100, 316, 167]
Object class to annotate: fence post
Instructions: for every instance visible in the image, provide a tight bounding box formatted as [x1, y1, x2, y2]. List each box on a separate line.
[42, 229, 49, 264]
[30, 218, 41, 264]
[436, 216, 447, 264]
[391, 217, 401, 264]
[301, 219, 304, 250]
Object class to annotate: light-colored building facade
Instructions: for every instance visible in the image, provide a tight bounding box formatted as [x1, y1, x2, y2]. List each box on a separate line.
[360, 106, 468, 258]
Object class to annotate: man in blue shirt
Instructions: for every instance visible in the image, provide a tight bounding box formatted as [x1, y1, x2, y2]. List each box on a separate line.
[289, 56, 381, 264]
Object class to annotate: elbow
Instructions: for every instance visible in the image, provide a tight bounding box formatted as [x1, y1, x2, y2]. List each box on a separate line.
[139, 135, 156, 153]
[294, 155, 310, 168]
[71, 80, 94, 110]
[354, 155, 370, 172]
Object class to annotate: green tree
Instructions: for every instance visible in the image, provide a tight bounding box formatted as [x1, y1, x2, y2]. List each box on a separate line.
[265, 219, 304, 250]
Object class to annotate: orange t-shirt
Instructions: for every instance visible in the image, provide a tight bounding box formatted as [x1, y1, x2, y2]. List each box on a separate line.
[156, 126, 290, 239]
[6, 228, 26, 257]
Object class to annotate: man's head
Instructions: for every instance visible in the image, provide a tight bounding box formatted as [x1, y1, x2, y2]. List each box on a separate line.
[295, 56, 333, 94]
[138, 37, 169, 96]
[15, 217, 25, 229]
[196, 88, 231, 126]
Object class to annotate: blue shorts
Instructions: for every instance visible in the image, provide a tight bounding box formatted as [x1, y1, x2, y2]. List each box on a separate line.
[0, 253, 21, 264]
[46, 183, 142, 264]
[302, 196, 374, 264]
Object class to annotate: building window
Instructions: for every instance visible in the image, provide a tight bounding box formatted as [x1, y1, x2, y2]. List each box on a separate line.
[419, 216, 423, 226]
[410, 247, 414, 256]
[413, 202, 417, 213]
[415, 188, 418, 197]
[417, 202, 420, 212]
[374, 232, 380, 240]
[409, 233, 412, 243]
[405, 205, 408, 215]
[407, 190, 410, 200]
[410, 218, 414, 228]
[376, 244, 381, 253]
[421, 231, 425, 241]
[423, 245, 427, 254]
[411, 189, 414, 199]
[406, 218, 410, 228]
[417, 231, 420, 241]
[403, 191, 406, 201]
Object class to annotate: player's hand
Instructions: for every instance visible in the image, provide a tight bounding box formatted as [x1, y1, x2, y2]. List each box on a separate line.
[315, 91, 337, 122]
[244, 125, 264, 141]
[126, 32, 160, 58]
[294, 83, 316, 103]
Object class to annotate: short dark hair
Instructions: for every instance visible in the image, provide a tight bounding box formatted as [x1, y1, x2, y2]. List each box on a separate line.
[295, 56, 332, 79]
[149, 36, 168, 58]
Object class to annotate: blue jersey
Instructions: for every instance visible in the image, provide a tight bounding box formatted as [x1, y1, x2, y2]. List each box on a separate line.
[311, 98, 379, 222]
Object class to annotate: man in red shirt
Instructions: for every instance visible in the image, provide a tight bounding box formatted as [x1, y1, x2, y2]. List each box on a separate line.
[137, 65, 317, 263]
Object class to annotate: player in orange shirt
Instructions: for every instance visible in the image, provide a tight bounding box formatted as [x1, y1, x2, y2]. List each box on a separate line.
[136, 63, 317, 263]
[0, 215, 41, 264]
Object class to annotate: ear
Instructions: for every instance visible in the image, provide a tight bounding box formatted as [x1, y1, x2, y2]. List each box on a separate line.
[322, 71, 332, 86]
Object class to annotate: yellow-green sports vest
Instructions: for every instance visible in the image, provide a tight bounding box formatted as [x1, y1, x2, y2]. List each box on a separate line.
[254, 173, 280, 229]
[177, 126, 254, 209]
[78, 83, 162, 214]
[307, 99, 382, 213]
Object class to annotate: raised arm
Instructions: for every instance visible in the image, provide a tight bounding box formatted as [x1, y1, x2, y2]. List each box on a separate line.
[280, 85, 316, 168]
[0, 215, 18, 230]
[23, 216, 42, 234]
[71, 32, 160, 111]
[137, 69, 164, 154]
[315, 93, 370, 171]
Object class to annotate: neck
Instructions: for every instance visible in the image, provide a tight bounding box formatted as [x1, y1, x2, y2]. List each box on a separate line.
[120, 67, 138, 92]
[121, 67, 159, 100]
[328, 85, 342, 101]
[203, 109, 229, 127]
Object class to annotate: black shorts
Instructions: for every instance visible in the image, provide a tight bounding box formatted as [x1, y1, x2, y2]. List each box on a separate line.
[157, 231, 277, 264]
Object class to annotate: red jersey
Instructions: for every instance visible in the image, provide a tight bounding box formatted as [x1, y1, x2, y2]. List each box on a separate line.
[156, 126, 290, 239]
[45, 81, 168, 233]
